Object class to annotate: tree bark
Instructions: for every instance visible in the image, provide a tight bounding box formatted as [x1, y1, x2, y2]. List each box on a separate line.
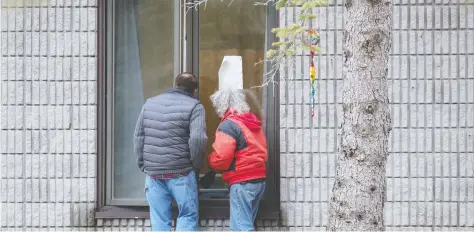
[327, 0, 392, 231]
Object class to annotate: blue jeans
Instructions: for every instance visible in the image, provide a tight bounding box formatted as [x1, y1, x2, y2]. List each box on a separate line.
[145, 171, 198, 231]
[229, 181, 266, 231]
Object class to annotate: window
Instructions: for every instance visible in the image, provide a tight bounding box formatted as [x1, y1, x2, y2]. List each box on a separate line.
[96, 0, 280, 219]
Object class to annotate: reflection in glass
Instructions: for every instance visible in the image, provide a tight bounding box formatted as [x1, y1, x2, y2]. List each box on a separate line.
[113, 0, 175, 200]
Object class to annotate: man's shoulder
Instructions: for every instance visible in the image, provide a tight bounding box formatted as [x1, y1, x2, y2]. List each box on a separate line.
[144, 93, 200, 113]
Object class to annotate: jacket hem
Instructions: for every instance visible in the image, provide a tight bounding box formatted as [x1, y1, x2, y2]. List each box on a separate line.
[223, 167, 267, 186]
[143, 166, 193, 175]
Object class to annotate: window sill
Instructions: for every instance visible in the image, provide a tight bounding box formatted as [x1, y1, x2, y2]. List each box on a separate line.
[94, 205, 280, 220]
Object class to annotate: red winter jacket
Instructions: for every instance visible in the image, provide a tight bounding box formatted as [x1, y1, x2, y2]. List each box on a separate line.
[208, 110, 268, 185]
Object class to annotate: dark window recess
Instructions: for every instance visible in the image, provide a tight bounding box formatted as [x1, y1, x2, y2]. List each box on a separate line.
[95, 0, 280, 220]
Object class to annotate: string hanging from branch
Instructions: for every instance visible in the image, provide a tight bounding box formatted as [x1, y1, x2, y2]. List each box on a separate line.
[303, 29, 320, 117]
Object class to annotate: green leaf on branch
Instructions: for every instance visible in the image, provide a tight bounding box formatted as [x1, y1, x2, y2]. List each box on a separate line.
[286, 49, 296, 56]
[289, 0, 304, 6]
[272, 41, 290, 47]
[266, 49, 278, 58]
[275, 0, 287, 10]
[271, 27, 290, 38]
[301, 0, 328, 9]
[298, 13, 317, 21]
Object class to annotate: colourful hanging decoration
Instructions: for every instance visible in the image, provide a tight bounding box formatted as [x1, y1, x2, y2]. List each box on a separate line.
[303, 29, 320, 117]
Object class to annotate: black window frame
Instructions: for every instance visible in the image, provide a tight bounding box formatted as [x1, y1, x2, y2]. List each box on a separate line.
[95, 0, 280, 220]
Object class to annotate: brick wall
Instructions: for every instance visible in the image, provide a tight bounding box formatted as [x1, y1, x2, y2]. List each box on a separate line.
[1, 0, 474, 231]
[279, 1, 474, 230]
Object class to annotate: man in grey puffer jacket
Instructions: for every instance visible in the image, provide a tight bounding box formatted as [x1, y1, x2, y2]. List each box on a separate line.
[133, 72, 207, 231]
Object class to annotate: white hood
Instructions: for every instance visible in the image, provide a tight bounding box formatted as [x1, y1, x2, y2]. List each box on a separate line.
[218, 56, 243, 91]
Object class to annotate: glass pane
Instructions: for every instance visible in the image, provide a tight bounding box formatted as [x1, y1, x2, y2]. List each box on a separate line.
[198, 0, 267, 199]
[113, 0, 175, 200]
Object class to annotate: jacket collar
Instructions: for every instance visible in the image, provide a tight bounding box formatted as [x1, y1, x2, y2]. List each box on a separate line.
[221, 109, 235, 122]
[166, 87, 195, 98]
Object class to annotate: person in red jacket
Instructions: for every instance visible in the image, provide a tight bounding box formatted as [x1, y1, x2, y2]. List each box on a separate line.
[207, 89, 268, 231]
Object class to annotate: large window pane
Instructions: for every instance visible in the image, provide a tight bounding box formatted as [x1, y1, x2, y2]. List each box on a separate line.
[198, 0, 267, 199]
[112, 0, 176, 201]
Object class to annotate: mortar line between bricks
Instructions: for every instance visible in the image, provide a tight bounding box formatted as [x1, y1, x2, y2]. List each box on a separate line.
[45, 2, 52, 227]
[21, 0, 28, 228]
[77, 0, 83, 225]
[440, 5, 446, 227]
[0, 2, 460, 9]
[28, 0, 35, 227]
[0, 226, 100, 229]
[7, 126, 474, 130]
[1, 55, 97, 57]
[280, 176, 474, 179]
[12, 0, 18, 227]
[2, 153, 97, 155]
[6, 78, 474, 82]
[281, 126, 474, 129]
[267, 3, 474, 7]
[280, 151, 472, 154]
[422, 1, 430, 227]
[283, 6, 289, 230]
[448, 2, 454, 226]
[386, 226, 474, 228]
[1, 80, 99, 82]
[61, 1, 68, 227]
[308, 4, 314, 228]
[462, 0, 471, 225]
[1, 104, 97, 106]
[37, 0, 44, 226]
[289, 53, 474, 56]
[1, 226, 466, 229]
[3, 102, 473, 106]
[279, 103, 474, 106]
[6, 53, 474, 57]
[455, 0, 462, 229]
[414, 3, 421, 226]
[52, 1, 59, 228]
[279, 200, 474, 203]
[25, 0, 35, 227]
[1, 177, 97, 180]
[1, 6, 97, 8]
[406, 2, 413, 224]
[316, 3, 323, 226]
[5, 200, 473, 204]
[1, 30, 97, 32]
[4, 28, 474, 32]
[6, 175, 474, 179]
[279, 78, 474, 81]
[3, 0, 12, 225]
[291, 6, 297, 227]
[2, 201, 96, 203]
[1, 3, 470, 8]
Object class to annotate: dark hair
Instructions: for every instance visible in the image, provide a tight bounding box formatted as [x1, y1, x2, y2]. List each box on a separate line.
[175, 72, 198, 93]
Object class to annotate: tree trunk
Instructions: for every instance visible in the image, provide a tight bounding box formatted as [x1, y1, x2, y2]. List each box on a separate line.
[327, 0, 392, 231]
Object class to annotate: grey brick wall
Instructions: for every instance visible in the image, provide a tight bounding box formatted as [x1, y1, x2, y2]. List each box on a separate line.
[280, 0, 474, 230]
[1, 0, 473, 231]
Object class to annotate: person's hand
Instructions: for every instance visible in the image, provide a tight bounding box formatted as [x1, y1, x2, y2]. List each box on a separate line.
[199, 170, 216, 189]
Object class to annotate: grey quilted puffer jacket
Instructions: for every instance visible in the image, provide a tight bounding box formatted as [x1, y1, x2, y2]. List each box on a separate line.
[133, 87, 208, 175]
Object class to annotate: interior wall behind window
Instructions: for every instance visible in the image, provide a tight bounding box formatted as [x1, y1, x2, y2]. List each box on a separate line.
[113, 0, 175, 201]
[198, 0, 266, 176]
